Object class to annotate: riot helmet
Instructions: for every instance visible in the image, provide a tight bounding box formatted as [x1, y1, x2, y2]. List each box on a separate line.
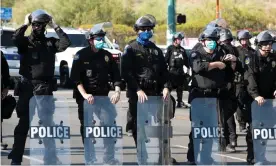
[173, 32, 184, 41]
[28, 9, 51, 24]
[219, 28, 233, 42]
[86, 23, 108, 39]
[201, 27, 219, 41]
[134, 14, 156, 32]
[237, 30, 252, 40]
[254, 31, 273, 46]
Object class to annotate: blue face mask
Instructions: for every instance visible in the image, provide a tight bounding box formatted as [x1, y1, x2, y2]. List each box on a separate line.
[137, 30, 153, 46]
[94, 40, 105, 49]
[206, 40, 217, 50]
[139, 30, 153, 41]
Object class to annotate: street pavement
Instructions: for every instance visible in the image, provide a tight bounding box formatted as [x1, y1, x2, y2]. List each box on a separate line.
[1, 90, 249, 165]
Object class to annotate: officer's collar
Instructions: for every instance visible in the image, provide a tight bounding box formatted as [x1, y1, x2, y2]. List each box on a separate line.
[29, 33, 46, 43]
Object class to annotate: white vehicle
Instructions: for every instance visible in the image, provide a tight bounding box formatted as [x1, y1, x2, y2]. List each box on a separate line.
[46, 28, 122, 88]
[0, 27, 21, 86]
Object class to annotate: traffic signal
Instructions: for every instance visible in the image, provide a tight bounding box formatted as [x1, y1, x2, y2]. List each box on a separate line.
[176, 14, 186, 24]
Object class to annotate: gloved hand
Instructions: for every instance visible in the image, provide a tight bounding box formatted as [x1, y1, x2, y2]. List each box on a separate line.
[83, 93, 94, 104]
[110, 86, 121, 104]
[1, 88, 9, 99]
[24, 13, 31, 26]
[162, 88, 170, 101]
[254, 96, 265, 106]
[48, 18, 58, 29]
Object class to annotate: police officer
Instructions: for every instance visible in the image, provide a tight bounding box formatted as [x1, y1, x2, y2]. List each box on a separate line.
[235, 30, 257, 132]
[8, 10, 70, 165]
[165, 32, 190, 108]
[1, 51, 10, 150]
[244, 31, 276, 165]
[121, 14, 171, 162]
[70, 24, 121, 164]
[219, 28, 240, 152]
[186, 27, 237, 164]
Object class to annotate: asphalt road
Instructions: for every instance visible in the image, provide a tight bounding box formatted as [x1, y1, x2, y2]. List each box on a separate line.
[1, 90, 249, 165]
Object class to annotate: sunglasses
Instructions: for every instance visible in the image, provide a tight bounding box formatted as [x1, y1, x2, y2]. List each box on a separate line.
[31, 22, 47, 27]
[260, 41, 273, 46]
[88, 35, 105, 41]
[139, 27, 153, 31]
[94, 36, 105, 41]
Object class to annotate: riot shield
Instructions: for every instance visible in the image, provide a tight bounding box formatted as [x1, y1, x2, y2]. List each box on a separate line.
[251, 99, 276, 165]
[29, 95, 71, 165]
[137, 96, 173, 165]
[191, 98, 225, 165]
[83, 96, 123, 165]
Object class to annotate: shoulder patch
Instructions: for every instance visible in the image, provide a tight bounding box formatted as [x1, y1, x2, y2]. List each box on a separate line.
[123, 44, 131, 55]
[74, 54, 79, 60]
[191, 52, 197, 58]
[154, 49, 158, 55]
[105, 55, 109, 62]
[272, 61, 276, 68]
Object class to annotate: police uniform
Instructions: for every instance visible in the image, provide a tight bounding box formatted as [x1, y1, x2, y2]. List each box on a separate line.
[1, 51, 10, 92]
[70, 47, 121, 143]
[186, 43, 235, 162]
[121, 40, 170, 145]
[165, 45, 189, 106]
[219, 43, 241, 149]
[1, 51, 10, 148]
[244, 50, 276, 163]
[235, 45, 258, 128]
[8, 24, 70, 163]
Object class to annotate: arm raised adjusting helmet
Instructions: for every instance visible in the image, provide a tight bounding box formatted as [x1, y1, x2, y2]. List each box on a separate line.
[219, 28, 233, 42]
[134, 14, 156, 31]
[254, 30, 273, 46]
[237, 30, 252, 40]
[28, 9, 52, 24]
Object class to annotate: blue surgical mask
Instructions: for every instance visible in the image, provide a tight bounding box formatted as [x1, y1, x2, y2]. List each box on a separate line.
[138, 30, 153, 41]
[205, 40, 217, 50]
[137, 30, 153, 46]
[94, 40, 105, 49]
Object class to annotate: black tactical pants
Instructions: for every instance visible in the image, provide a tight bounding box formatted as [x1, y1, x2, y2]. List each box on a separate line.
[170, 70, 185, 103]
[76, 98, 85, 144]
[8, 78, 54, 163]
[244, 100, 254, 163]
[235, 84, 248, 128]
[225, 98, 238, 145]
[127, 92, 138, 146]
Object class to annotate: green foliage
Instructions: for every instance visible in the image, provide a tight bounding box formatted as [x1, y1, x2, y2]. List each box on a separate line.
[1, 0, 16, 7]
[9, 0, 276, 45]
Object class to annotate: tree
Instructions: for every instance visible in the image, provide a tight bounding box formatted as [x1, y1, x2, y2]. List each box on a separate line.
[1, 0, 16, 7]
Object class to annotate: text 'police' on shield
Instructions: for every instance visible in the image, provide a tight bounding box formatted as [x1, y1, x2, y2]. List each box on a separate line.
[193, 127, 224, 139]
[84, 126, 123, 138]
[253, 128, 276, 140]
[30, 126, 70, 139]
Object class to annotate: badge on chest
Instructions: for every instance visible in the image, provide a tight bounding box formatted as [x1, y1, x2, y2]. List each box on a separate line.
[86, 70, 92, 77]
[32, 52, 39, 59]
[105, 55, 109, 62]
[272, 61, 276, 68]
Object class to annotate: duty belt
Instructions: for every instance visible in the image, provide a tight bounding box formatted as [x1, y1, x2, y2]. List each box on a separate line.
[21, 77, 52, 84]
[193, 87, 227, 96]
[139, 79, 157, 89]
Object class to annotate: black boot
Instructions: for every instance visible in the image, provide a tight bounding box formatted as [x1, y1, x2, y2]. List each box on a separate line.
[11, 160, 21, 165]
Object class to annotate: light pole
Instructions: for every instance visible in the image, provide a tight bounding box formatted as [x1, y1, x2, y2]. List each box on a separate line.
[216, 0, 220, 19]
[167, 0, 176, 46]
